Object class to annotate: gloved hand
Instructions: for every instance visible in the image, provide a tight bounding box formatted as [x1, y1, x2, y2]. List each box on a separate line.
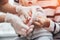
[16, 5, 30, 19]
[5, 13, 34, 36]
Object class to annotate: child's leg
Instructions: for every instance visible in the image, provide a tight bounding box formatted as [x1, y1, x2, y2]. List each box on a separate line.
[31, 28, 53, 40]
[34, 36, 53, 40]
[15, 37, 28, 40]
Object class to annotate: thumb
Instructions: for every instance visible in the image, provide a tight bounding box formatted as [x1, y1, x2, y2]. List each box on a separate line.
[26, 25, 34, 35]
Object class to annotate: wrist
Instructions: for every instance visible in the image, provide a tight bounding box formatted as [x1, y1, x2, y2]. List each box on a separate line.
[43, 19, 50, 28]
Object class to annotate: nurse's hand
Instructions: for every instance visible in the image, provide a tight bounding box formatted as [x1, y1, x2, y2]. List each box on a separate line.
[16, 25, 34, 37]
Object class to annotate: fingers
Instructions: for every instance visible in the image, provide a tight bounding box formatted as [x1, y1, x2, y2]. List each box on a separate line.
[38, 18, 46, 24]
[18, 25, 34, 36]
[33, 21, 41, 26]
[26, 25, 34, 36]
[35, 17, 50, 28]
[23, 17, 31, 24]
[18, 28, 27, 36]
[33, 17, 49, 27]
[30, 25, 34, 28]
[36, 17, 47, 24]
[34, 17, 44, 26]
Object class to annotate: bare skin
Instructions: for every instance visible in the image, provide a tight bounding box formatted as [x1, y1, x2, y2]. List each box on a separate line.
[0, 0, 19, 22]
[0, 3, 17, 14]
[0, 15, 5, 22]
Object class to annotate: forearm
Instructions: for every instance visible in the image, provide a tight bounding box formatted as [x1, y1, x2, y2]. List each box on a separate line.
[0, 3, 18, 14]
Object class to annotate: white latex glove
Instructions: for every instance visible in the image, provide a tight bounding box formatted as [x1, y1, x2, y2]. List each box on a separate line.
[5, 13, 29, 36]
[5, 13, 34, 36]
[5, 13, 29, 30]
[16, 5, 30, 19]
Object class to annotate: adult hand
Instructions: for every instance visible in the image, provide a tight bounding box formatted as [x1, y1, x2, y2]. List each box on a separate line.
[17, 25, 34, 37]
[5, 13, 34, 36]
